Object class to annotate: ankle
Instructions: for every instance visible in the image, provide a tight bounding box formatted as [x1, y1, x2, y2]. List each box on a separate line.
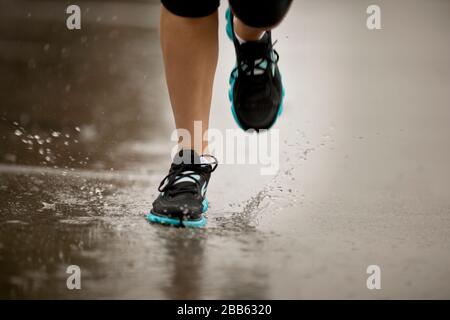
[233, 17, 266, 42]
[176, 142, 208, 156]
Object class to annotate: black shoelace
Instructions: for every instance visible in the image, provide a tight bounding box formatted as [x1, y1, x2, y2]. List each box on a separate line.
[232, 40, 279, 78]
[158, 155, 218, 197]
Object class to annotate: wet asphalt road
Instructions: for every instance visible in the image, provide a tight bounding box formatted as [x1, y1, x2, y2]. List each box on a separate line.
[1, 0, 450, 299]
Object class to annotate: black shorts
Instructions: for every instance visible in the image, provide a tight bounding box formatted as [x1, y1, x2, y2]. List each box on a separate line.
[161, 0, 292, 28]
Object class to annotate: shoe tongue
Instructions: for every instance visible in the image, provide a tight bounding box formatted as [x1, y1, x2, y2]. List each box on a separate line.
[241, 32, 269, 53]
[170, 150, 202, 188]
[241, 41, 266, 58]
[173, 149, 201, 165]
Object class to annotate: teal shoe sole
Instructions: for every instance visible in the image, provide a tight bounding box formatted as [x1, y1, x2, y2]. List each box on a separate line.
[225, 8, 285, 131]
[146, 199, 208, 228]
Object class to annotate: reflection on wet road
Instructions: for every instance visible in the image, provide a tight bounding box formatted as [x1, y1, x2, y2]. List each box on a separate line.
[1, 0, 450, 298]
[0, 169, 272, 298]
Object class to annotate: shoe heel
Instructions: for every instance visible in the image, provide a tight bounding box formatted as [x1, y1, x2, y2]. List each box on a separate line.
[225, 8, 233, 40]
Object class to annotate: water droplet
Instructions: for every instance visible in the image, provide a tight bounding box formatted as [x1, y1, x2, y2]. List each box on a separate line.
[42, 202, 56, 210]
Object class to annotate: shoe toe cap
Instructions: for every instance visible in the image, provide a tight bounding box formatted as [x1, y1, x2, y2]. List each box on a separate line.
[152, 197, 203, 219]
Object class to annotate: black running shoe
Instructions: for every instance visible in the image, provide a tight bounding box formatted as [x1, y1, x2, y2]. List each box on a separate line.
[226, 8, 285, 131]
[147, 150, 218, 228]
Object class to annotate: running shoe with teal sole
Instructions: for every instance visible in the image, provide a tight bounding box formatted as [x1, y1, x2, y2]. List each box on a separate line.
[147, 150, 217, 228]
[226, 8, 285, 131]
